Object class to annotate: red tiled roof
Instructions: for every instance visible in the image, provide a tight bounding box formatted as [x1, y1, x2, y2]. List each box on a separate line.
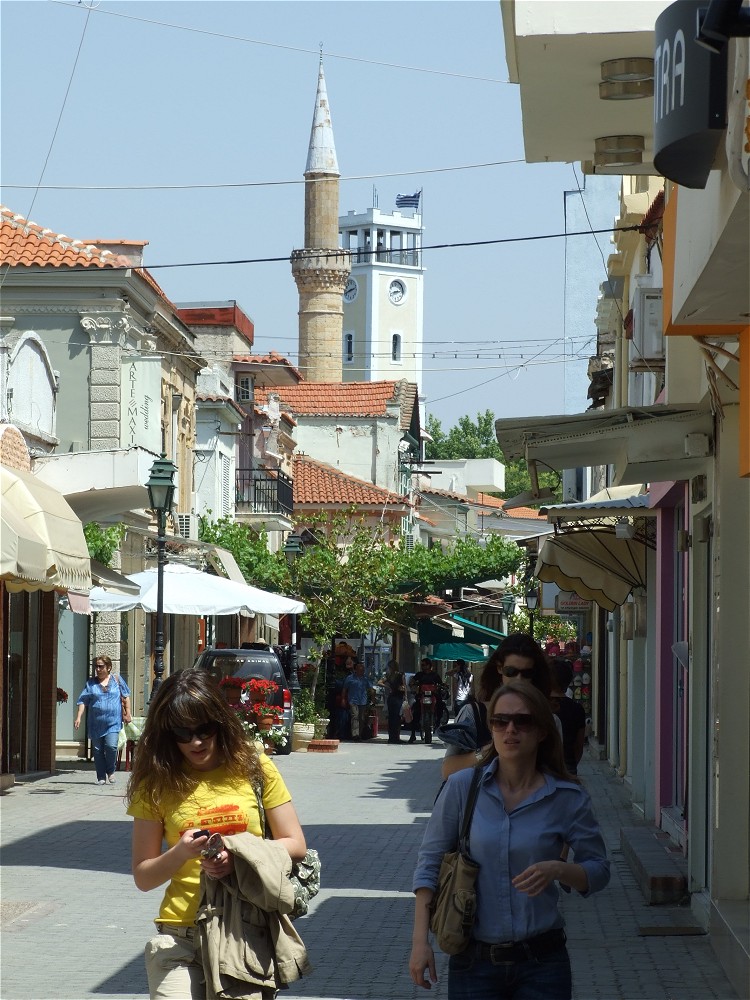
[498, 504, 546, 520]
[0, 206, 183, 316]
[196, 393, 247, 419]
[234, 351, 301, 375]
[1, 206, 133, 269]
[293, 454, 408, 508]
[255, 380, 416, 426]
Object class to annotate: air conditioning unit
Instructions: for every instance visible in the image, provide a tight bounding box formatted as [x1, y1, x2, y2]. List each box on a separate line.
[176, 512, 200, 540]
[630, 283, 664, 370]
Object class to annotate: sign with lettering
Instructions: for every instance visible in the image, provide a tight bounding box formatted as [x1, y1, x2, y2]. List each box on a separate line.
[653, 0, 727, 189]
[120, 356, 161, 452]
[555, 593, 593, 613]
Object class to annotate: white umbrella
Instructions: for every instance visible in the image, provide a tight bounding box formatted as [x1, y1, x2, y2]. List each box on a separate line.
[88, 563, 306, 616]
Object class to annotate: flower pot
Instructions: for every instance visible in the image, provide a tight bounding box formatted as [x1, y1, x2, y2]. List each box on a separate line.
[314, 717, 330, 740]
[291, 722, 315, 752]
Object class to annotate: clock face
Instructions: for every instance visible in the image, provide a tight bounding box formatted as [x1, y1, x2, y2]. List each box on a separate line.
[343, 278, 358, 303]
[388, 279, 406, 304]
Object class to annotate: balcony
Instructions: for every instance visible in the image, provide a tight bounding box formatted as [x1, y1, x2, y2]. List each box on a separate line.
[235, 469, 293, 531]
[352, 248, 421, 267]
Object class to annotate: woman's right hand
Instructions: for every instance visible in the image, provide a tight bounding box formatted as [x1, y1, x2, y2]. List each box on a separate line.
[179, 829, 210, 860]
[73, 716, 82, 730]
[409, 942, 437, 990]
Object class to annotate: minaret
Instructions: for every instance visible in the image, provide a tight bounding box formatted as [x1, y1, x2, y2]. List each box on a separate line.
[291, 59, 350, 382]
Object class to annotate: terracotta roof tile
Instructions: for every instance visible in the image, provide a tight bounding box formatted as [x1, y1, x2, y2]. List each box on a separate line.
[420, 485, 472, 502]
[0, 206, 133, 269]
[234, 351, 302, 377]
[293, 453, 408, 507]
[256, 380, 416, 426]
[196, 393, 247, 419]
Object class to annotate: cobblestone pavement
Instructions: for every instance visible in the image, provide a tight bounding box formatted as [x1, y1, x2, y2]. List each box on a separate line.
[0, 738, 740, 1000]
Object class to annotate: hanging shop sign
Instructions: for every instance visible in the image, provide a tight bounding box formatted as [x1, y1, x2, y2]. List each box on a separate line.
[555, 593, 593, 613]
[653, 0, 727, 189]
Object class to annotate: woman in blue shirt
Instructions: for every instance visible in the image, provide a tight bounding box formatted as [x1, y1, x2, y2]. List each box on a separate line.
[410, 680, 609, 1000]
[75, 655, 131, 784]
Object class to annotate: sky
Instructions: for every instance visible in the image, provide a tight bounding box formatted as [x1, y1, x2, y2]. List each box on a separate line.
[1, 0, 619, 429]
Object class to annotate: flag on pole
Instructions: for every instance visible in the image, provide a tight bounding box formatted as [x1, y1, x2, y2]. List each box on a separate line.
[396, 191, 421, 210]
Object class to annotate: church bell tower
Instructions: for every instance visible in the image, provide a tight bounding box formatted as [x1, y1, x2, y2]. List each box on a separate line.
[291, 59, 350, 382]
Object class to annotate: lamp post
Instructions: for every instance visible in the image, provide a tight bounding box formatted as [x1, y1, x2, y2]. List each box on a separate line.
[146, 454, 177, 698]
[500, 593, 516, 629]
[283, 533, 304, 692]
[524, 585, 539, 639]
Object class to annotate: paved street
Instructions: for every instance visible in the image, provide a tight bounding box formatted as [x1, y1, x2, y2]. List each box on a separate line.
[0, 738, 740, 1000]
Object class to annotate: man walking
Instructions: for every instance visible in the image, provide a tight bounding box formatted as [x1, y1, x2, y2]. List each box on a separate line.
[343, 662, 374, 741]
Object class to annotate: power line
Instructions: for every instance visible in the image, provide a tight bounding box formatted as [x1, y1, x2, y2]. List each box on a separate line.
[20, 224, 650, 273]
[2, 158, 526, 191]
[51, 1, 509, 84]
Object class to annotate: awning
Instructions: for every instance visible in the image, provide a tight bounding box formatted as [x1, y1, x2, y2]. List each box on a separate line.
[540, 485, 656, 525]
[535, 524, 653, 613]
[1, 500, 50, 585]
[90, 559, 141, 595]
[125, 526, 247, 584]
[417, 618, 463, 645]
[495, 404, 713, 485]
[431, 642, 487, 663]
[448, 614, 506, 646]
[1, 464, 92, 592]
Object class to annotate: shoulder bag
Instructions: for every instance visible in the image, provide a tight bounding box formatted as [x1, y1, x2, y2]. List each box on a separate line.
[429, 766, 482, 955]
[253, 780, 321, 919]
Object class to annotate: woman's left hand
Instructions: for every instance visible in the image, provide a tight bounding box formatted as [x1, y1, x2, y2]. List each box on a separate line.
[512, 860, 559, 897]
[201, 848, 235, 881]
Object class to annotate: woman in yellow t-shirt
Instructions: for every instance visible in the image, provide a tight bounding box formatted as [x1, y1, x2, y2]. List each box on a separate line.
[125, 668, 306, 1000]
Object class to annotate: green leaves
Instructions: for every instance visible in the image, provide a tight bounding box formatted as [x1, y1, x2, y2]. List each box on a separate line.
[83, 522, 125, 566]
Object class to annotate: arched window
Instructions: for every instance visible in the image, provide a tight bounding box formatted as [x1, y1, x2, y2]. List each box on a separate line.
[344, 332, 354, 363]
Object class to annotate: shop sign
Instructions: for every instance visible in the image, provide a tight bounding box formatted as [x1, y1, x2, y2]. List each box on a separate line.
[556, 593, 592, 613]
[653, 0, 727, 189]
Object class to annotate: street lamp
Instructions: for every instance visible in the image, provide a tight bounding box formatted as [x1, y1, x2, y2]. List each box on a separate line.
[524, 585, 539, 639]
[500, 593, 516, 627]
[283, 533, 304, 692]
[146, 454, 177, 698]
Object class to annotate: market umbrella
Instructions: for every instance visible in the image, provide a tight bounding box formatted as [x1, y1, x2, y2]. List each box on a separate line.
[87, 563, 306, 616]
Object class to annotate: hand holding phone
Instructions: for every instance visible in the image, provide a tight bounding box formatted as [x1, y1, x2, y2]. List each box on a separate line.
[192, 829, 211, 840]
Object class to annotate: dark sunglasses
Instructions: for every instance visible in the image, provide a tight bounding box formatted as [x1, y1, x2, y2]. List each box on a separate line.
[489, 712, 536, 733]
[502, 666, 535, 679]
[171, 721, 219, 744]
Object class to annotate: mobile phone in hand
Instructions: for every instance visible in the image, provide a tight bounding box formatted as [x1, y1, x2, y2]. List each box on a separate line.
[192, 829, 211, 839]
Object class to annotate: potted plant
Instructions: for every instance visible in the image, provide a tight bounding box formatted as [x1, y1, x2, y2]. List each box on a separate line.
[242, 677, 278, 703]
[292, 690, 317, 752]
[253, 704, 282, 732]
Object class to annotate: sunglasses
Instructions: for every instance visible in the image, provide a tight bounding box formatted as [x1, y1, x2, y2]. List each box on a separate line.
[171, 721, 219, 744]
[502, 666, 535, 679]
[489, 713, 536, 733]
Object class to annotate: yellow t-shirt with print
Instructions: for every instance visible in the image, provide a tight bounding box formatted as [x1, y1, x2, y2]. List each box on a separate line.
[127, 756, 291, 925]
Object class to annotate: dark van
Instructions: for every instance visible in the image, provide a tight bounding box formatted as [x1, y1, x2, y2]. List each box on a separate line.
[193, 646, 293, 754]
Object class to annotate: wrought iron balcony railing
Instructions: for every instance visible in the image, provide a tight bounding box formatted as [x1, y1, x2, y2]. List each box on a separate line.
[235, 469, 293, 518]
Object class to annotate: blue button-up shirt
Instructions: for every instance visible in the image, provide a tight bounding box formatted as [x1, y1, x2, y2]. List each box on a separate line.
[413, 760, 610, 944]
[343, 672, 372, 707]
[76, 676, 130, 740]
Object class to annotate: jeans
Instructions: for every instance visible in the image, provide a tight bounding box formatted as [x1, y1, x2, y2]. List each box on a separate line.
[91, 731, 119, 781]
[448, 945, 571, 1000]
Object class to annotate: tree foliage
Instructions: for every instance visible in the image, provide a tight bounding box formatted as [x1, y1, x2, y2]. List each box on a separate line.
[425, 410, 559, 500]
[199, 515, 288, 592]
[83, 522, 126, 566]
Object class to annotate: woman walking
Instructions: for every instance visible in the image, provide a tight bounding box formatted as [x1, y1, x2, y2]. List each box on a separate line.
[74, 655, 131, 784]
[410, 680, 609, 999]
[126, 668, 308, 999]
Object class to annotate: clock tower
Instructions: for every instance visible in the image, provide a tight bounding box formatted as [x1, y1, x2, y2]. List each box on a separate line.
[339, 205, 424, 387]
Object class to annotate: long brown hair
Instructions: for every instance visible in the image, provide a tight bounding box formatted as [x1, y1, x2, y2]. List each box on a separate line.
[478, 680, 578, 783]
[125, 668, 264, 813]
[478, 632, 551, 701]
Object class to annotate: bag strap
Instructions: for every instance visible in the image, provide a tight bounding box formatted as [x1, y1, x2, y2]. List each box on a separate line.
[458, 767, 483, 857]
